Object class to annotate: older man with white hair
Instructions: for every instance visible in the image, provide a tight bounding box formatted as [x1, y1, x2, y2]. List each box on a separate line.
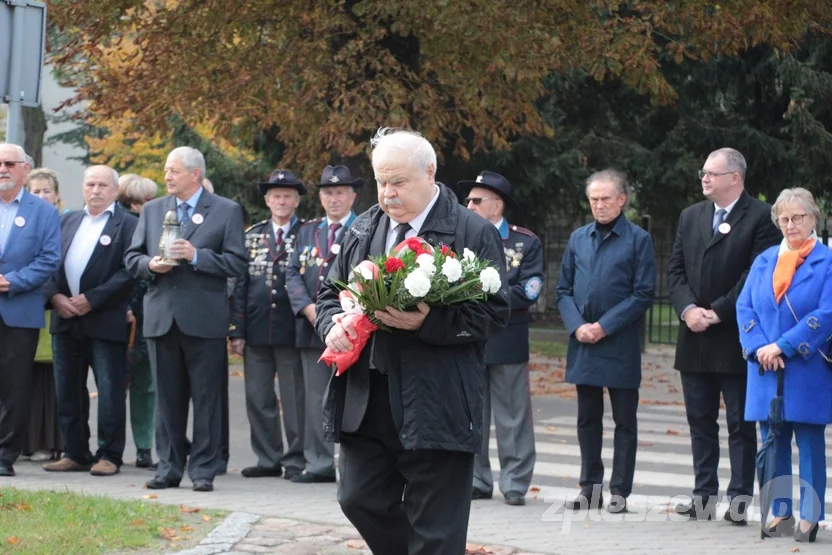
[125, 147, 246, 492]
[43, 165, 138, 476]
[316, 128, 510, 554]
[0, 144, 61, 477]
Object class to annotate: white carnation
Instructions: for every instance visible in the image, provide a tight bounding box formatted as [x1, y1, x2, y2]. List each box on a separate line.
[416, 253, 437, 276]
[479, 267, 501, 294]
[442, 257, 463, 282]
[404, 268, 432, 298]
[462, 248, 476, 262]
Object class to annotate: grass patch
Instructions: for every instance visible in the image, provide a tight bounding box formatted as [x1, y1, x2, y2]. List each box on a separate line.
[0, 487, 225, 554]
[529, 340, 568, 358]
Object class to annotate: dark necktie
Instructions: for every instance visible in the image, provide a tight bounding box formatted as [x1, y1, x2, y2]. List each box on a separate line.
[391, 222, 412, 253]
[276, 227, 284, 248]
[713, 208, 727, 235]
[178, 203, 191, 235]
[327, 222, 341, 251]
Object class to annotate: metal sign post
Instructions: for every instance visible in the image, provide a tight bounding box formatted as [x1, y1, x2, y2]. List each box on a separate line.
[1, 0, 47, 145]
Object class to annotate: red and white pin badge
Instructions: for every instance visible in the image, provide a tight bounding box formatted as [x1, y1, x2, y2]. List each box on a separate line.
[99, 234, 112, 246]
[191, 213, 204, 225]
[13, 216, 25, 227]
[718, 222, 731, 234]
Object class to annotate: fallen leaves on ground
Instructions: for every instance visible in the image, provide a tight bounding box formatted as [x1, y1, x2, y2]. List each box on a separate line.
[89, 392, 98, 399]
[130, 518, 145, 527]
[1, 502, 32, 512]
[464, 545, 493, 554]
[142, 494, 158, 499]
[7, 537, 21, 546]
[529, 486, 540, 493]
[201, 515, 212, 522]
[179, 504, 200, 513]
[180, 524, 193, 532]
[158, 527, 178, 541]
[229, 371, 244, 377]
[346, 539, 368, 549]
[666, 430, 682, 436]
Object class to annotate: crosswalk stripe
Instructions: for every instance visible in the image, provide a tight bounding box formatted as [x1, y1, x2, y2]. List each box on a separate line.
[489, 439, 832, 479]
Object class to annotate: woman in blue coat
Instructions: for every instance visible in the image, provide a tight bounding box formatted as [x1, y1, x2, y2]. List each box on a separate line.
[737, 187, 832, 543]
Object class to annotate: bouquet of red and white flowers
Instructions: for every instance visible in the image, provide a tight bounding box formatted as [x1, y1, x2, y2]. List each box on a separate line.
[320, 237, 502, 375]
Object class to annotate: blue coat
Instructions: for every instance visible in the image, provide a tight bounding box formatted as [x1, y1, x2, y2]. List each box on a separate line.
[737, 242, 832, 424]
[0, 190, 61, 329]
[556, 217, 656, 389]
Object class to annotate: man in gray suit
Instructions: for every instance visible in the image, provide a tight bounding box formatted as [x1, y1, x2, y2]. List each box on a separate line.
[124, 147, 246, 492]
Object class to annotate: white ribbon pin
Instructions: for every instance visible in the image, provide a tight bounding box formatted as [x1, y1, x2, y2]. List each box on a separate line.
[13, 216, 25, 227]
[191, 214, 204, 225]
[99, 234, 112, 246]
[718, 222, 731, 234]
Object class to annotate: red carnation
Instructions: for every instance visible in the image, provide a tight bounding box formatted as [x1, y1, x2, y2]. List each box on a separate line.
[405, 237, 423, 251]
[384, 257, 406, 273]
[440, 245, 456, 258]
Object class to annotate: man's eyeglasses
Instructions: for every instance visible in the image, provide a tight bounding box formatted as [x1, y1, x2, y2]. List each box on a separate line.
[698, 169, 735, 180]
[0, 160, 25, 169]
[777, 214, 809, 227]
[464, 197, 497, 206]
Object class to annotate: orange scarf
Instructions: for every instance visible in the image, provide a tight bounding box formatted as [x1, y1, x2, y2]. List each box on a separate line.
[773, 238, 815, 303]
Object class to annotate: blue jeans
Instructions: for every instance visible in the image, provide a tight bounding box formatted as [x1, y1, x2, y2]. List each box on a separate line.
[760, 421, 827, 522]
[53, 330, 127, 466]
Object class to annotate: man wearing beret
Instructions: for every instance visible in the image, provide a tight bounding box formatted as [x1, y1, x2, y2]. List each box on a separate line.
[285, 165, 359, 483]
[230, 170, 306, 480]
[461, 171, 543, 507]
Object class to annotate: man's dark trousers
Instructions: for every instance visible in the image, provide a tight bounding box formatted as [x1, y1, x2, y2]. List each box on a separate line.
[53, 325, 128, 466]
[338, 372, 475, 555]
[0, 316, 39, 466]
[680, 372, 755, 502]
[149, 323, 226, 483]
[576, 384, 638, 497]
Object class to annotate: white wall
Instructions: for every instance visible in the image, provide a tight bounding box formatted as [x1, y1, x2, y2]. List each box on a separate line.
[40, 66, 87, 210]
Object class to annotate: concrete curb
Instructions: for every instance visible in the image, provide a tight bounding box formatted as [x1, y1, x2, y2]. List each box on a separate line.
[169, 512, 260, 555]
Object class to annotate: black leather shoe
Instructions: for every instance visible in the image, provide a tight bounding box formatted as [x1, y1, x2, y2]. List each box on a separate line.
[291, 472, 336, 484]
[566, 491, 604, 511]
[794, 521, 819, 543]
[145, 476, 180, 490]
[504, 491, 525, 506]
[241, 466, 283, 478]
[0, 464, 15, 477]
[675, 497, 715, 520]
[472, 488, 492, 500]
[762, 515, 794, 538]
[136, 449, 155, 469]
[723, 500, 749, 526]
[192, 480, 214, 492]
[283, 467, 303, 481]
[607, 494, 629, 514]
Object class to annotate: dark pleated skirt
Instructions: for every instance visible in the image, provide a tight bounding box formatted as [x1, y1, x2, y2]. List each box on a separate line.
[24, 362, 64, 454]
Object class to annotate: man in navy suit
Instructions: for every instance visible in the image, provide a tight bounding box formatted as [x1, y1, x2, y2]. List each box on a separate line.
[0, 143, 61, 477]
[43, 166, 137, 477]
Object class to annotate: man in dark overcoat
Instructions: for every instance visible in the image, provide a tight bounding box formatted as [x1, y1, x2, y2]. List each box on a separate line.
[668, 147, 780, 523]
[556, 169, 655, 514]
[316, 128, 510, 554]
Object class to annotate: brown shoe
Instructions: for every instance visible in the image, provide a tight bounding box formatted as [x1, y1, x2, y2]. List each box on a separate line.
[90, 459, 119, 476]
[43, 457, 92, 472]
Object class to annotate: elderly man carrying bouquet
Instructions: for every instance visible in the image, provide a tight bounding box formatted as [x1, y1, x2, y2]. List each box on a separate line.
[316, 127, 510, 555]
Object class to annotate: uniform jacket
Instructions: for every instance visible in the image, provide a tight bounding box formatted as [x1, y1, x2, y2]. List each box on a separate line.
[316, 183, 510, 454]
[285, 213, 356, 350]
[44, 206, 138, 343]
[668, 191, 781, 374]
[556, 216, 656, 389]
[737, 242, 832, 424]
[0, 189, 61, 329]
[230, 216, 302, 346]
[485, 220, 544, 365]
[124, 191, 247, 339]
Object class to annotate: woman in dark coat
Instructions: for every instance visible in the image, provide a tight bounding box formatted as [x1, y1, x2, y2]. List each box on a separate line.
[737, 187, 832, 543]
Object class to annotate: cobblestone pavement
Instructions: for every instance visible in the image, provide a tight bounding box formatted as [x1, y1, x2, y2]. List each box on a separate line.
[3, 345, 831, 553]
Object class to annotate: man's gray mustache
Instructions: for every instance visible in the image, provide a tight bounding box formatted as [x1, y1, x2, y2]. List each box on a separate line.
[383, 198, 403, 206]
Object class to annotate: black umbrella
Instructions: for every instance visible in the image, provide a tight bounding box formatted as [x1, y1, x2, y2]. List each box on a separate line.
[756, 365, 785, 539]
